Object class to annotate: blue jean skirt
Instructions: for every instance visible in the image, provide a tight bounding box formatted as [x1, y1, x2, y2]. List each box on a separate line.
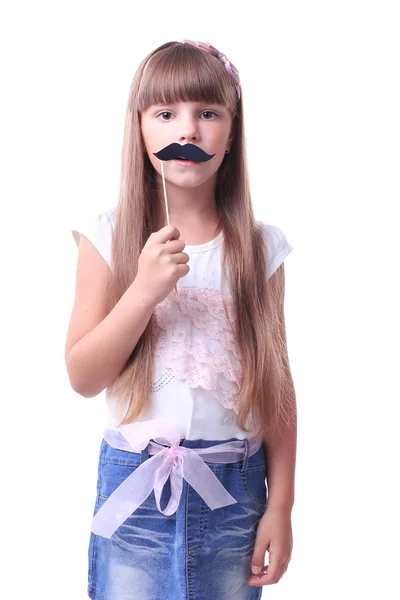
[88, 436, 268, 600]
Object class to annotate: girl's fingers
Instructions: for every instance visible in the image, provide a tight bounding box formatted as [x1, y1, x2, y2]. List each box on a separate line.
[248, 561, 287, 586]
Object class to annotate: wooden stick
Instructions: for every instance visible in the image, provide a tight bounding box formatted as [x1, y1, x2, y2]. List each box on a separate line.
[160, 160, 178, 296]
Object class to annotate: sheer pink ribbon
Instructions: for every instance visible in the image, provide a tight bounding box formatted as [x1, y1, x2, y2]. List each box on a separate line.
[91, 419, 262, 539]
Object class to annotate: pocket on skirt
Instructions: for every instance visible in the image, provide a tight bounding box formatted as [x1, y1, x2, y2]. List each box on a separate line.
[97, 438, 142, 502]
[240, 464, 268, 511]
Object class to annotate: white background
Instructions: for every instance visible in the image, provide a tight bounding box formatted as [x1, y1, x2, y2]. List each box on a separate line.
[1, 1, 399, 598]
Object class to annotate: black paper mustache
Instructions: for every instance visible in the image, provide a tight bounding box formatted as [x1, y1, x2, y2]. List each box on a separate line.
[153, 143, 216, 162]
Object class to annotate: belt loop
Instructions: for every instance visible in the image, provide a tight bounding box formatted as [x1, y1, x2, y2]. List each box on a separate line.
[241, 438, 250, 472]
[140, 440, 150, 464]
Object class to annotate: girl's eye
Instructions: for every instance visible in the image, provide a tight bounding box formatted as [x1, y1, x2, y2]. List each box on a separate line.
[156, 111, 217, 121]
[157, 112, 173, 121]
[202, 111, 217, 119]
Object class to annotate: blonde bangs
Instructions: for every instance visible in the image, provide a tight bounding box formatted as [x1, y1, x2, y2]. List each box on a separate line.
[137, 43, 237, 113]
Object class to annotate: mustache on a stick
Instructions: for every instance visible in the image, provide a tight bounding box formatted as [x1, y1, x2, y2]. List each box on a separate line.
[153, 142, 216, 298]
[153, 142, 215, 162]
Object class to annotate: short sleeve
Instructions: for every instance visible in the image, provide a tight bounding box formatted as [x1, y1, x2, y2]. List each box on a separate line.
[71, 209, 114, 270]
[259, 221, 293, 279]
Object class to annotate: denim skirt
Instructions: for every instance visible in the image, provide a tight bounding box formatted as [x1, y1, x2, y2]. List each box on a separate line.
[88, 436, 268, 600]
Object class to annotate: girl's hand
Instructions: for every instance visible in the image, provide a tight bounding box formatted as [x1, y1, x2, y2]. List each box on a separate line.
[248, 507, 293, 587]
[135, 224, 190, 306]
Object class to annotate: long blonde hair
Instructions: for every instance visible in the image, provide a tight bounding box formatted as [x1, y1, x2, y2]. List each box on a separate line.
[104, 41, 295, 439]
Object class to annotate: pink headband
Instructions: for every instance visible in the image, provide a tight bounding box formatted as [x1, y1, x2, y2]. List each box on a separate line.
[179, 39, 241, 101]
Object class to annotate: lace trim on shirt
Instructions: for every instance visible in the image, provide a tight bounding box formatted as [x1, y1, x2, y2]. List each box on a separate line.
[152, 286, 243, 410]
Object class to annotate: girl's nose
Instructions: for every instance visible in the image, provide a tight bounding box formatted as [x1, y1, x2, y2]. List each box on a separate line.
[179, 117, 199, 141]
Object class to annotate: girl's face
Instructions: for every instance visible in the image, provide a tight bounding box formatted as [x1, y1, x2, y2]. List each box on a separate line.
[140, 101, 235, 188]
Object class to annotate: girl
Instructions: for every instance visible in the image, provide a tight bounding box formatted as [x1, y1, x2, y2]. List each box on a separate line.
[67, 40, 296, 600]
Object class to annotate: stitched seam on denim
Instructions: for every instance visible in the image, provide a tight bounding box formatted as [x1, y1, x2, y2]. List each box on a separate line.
[96, 460, 102, 498]
[187, 556, 196, 599]
[88, 534, 98, 595]
[87, 585, 107, 600]
[240, 470, 268, 510]
[100, 458, 141, 467]
[205, 463, 266, 472]
[188, 495, 207, 554]
[200, 499, 206, 550]
[185, 478, 196, 599]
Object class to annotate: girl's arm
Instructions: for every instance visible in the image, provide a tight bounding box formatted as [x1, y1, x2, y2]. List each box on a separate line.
[65, 236, 156, 398]
[263, 264, 297, 514]
[263, 407, 297, 514]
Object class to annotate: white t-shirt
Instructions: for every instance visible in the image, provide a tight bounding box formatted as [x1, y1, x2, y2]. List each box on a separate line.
[71, 207, 293, 443]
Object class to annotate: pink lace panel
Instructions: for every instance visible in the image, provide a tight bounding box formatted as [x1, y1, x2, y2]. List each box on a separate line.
[152, 286, 243, 411]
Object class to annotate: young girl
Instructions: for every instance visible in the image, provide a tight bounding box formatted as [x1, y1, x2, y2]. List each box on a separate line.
[67, 39, 296, 600]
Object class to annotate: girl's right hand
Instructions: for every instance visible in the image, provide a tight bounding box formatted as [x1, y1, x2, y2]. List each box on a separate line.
[135, 225, 190, 306]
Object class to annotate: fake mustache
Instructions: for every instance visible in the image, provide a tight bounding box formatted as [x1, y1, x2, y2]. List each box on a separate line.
[153, 143, 216, 162]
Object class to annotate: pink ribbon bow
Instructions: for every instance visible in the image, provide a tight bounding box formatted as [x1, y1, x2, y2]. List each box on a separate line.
[180, 39, 241, 100]
[90, 420, 261, 539]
